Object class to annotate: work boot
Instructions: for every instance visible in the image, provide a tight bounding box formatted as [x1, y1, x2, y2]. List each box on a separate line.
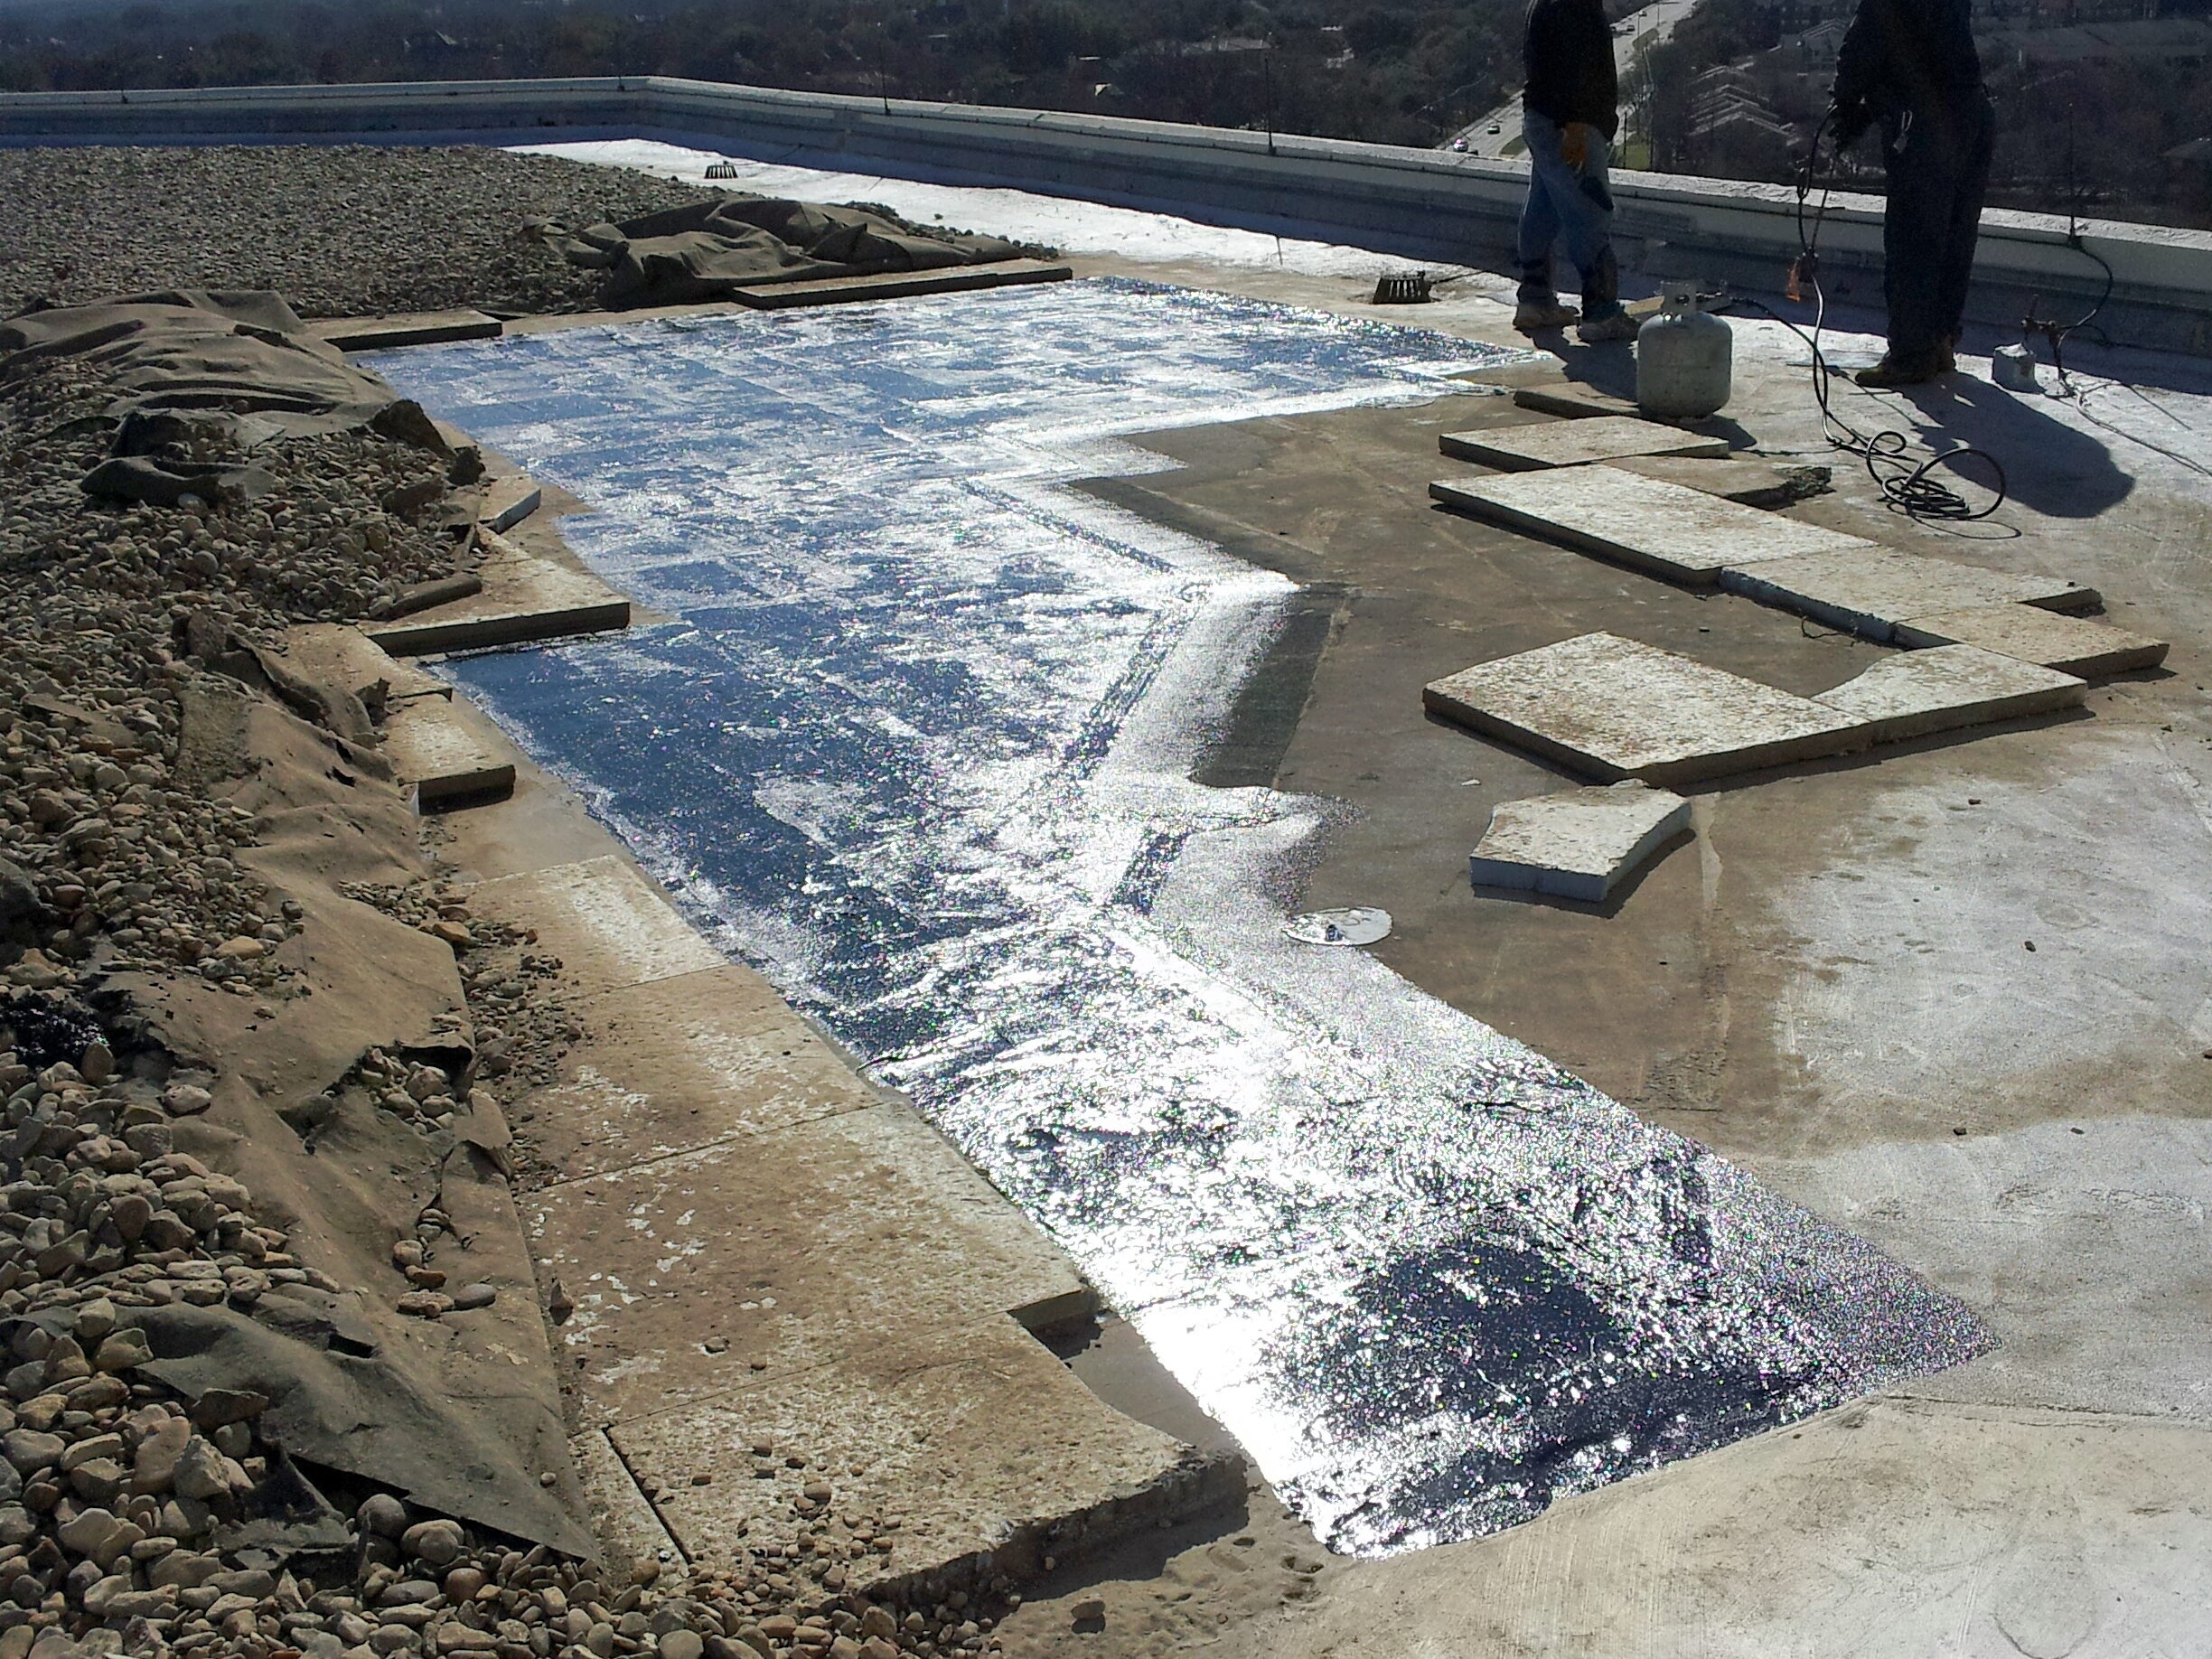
[1575, 309, 1640, 343]
[1514, 297, 1580, 333]
[1853, 350, 1946, 389]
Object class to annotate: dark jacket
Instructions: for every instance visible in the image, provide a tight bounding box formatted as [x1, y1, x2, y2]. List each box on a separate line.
[1832, 0, 1983, 145]
[1523, 0, 1619, 139]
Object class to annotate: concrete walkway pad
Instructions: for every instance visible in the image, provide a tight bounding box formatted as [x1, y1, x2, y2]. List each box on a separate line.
[610, 1316, 1224, 1589]
[1424, 632, 1861, 784]
[380, 694, 516, 811]
[529, 1100, 1095, 1424]
[1812, 644, 2087, 742]
[1430, 467, 1875, 585]
[1511, 381, 1641, 419]
[481, 475, 544, 534]
[473, 855, 724, 999]
[731, 259, 1073, 310]
[368, 529, 631, 656]
[1723, 547, 2100, 642]
[310, 309, 502, 351]
[1893, 604, 2170, 677]
[1470, 782, 1692, 900]
[522, 966, 878, 1182]
[1439, 415, 1730, 471]
[282, 622, 451, 710]
[1606, 453, 1832, 507]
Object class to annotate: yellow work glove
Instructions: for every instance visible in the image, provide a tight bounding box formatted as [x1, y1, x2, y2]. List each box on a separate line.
[1561, 122, 1597, 169]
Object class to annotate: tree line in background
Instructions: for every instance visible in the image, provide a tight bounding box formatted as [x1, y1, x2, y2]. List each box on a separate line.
[4, 0, 2210, 228]
[1630, 0, 2212, 230]
[0, 0, 1530, 147]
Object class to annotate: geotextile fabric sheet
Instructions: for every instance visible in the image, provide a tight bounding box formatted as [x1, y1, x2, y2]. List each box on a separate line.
[526, 195, 1026, 307]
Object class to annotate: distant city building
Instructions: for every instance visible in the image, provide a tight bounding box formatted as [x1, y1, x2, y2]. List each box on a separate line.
[1980, 16, 2212, 66]
[1757, 0, 2160, 26]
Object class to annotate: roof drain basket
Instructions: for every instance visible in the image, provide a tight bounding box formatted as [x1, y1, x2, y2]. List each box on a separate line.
[1373, 271, 1435, 305]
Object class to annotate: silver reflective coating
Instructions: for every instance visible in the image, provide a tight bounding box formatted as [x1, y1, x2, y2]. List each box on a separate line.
[370, 281, 1990, 1556]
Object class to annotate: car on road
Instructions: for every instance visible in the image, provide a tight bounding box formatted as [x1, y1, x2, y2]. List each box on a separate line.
[1488, 122, 1502, 134]
[1450, 136, 1468, 151]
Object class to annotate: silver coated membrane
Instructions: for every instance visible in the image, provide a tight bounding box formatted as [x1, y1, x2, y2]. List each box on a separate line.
[369, 280, 1991, 1556]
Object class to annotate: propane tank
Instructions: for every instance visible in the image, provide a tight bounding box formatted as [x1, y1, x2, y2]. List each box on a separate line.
[1636, 285, 1733, 418]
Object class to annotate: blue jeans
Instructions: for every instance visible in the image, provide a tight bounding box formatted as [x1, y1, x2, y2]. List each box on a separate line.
[1517, 109, 1623, 321]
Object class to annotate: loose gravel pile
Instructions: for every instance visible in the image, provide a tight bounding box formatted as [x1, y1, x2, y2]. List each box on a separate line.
[0, 147, 720, 320]
[0, 159, 1030, 1657]
[0, 356, 463, 995]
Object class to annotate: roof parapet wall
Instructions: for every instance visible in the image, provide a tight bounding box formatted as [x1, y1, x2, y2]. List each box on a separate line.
[3, 75, 2207, 354]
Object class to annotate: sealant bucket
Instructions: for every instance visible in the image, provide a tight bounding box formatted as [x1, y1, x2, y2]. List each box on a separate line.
[1636, 286, 1733, 418]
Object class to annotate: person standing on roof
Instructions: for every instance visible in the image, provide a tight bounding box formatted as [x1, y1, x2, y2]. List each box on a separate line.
[1830, 0, 1993, 387]
[1514, 0, 1637, 343]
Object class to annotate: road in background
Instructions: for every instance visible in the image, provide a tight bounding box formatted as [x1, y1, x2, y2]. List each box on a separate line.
[1443, 0, 1701, 161]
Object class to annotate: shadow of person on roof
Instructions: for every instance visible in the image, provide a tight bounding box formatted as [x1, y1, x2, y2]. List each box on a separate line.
[1892, 371, 2133, 520]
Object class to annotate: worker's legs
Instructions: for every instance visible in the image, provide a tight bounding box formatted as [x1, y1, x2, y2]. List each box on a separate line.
[1521, 110, 1626, 323]
[1936, 95, 1997, 346]
[1880, 110, 1971, 366]
[1516, 115, 1568, 305]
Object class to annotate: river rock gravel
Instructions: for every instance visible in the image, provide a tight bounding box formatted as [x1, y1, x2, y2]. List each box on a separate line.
[0, 146, 721, 320]
[0, 171, 1032, 1654]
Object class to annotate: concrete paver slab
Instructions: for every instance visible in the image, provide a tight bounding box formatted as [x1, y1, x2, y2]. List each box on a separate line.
[730, 259, 1074, 310]
[1439, 414, 1730, 471]
[571, 1427, 684, 1571]
[522, 966, 878, 1183]
[1893, 603, 2170, 677]
[472, 855, 724, 999]
[310, 309, 503, 351]
[380, 693, 516, 811]
[367, 528, 630, 656]
[482, 475, 545, 534]
[1811, 644, 2086, 742]
[529, 1102, 1095, 1425]
[1423, 632, 1862, 784]
[1430, 466, 1876, 585]
[1510, 381, 1641, 419]
[610, 1316, 1225, 1589]
[282, 622, 452, 709]
[1722, 546, 2101, 642]
[1605, 452, 1832, 507]
[1469, 781, 1692, 899]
